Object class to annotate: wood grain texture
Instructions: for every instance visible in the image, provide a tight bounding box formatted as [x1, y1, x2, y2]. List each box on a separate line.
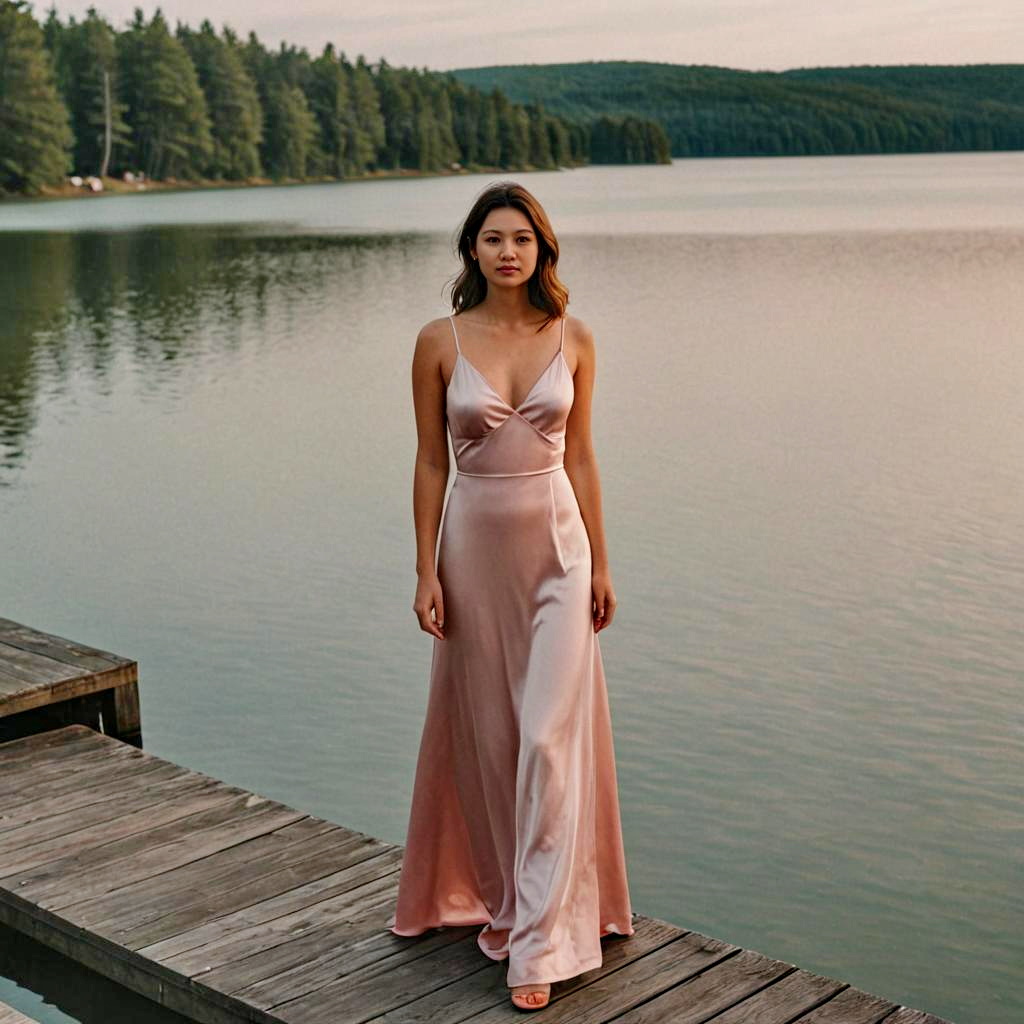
[356, 916, 683, 1024]
[792, 985, 901, 1023]
[0, 619, 138, 738]
[0, 618, 132, 671]
[0, 725, 956, 1024]
[608, 947, 794, 1024]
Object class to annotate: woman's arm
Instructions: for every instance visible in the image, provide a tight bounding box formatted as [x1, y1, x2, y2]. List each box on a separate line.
[411, 321, 450, 639]
[563, 317, 617, 632]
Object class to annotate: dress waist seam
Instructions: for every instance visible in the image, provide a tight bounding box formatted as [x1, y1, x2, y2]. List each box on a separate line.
[457, 464, 564, 478]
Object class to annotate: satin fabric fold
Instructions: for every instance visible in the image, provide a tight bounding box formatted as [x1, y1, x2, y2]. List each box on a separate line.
[387, 314, 634, 987]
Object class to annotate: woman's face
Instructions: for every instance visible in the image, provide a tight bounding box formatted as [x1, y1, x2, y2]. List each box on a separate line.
[471, 207, 539, 289]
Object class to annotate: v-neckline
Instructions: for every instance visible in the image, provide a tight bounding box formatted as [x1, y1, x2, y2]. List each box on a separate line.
[455, 349, 565, 414]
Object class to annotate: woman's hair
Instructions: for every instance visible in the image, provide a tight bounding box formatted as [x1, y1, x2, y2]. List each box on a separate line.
[449, 180, 569, 332]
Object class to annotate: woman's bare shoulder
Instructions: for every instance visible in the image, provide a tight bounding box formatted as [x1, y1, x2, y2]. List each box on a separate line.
[417, 316, 454, 341]
[413, 316, 456, 356]
[563, 313, 596, 354]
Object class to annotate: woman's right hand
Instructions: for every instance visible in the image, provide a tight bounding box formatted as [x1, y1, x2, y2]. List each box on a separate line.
[413, 572, 446, 639]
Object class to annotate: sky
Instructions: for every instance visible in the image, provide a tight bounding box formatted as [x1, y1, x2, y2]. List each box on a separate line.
[45, 0, 1024, 72]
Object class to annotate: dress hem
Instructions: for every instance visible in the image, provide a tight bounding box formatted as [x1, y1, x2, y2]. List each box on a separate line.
[388, 917, 636, 985]
[388, 919, 635, 940]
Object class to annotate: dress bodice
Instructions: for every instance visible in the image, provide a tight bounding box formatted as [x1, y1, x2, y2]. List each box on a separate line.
[445, 314, 572, 478]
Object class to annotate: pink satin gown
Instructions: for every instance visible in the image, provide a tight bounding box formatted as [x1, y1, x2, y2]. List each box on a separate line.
[387, 313, 634, 987]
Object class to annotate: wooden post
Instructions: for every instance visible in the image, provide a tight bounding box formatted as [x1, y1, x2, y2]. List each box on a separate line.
[112, 679, 142, 747]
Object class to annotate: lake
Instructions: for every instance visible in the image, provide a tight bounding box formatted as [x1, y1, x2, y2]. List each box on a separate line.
[1, 152, 1022, 1024]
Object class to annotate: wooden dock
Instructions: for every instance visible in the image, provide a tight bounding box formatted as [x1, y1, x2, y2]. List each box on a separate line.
[0, 617, 140, 747]
[1, 725, 953, 1024]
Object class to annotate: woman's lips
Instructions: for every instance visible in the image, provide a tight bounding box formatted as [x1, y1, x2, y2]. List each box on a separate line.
[498, 267, 519, 274]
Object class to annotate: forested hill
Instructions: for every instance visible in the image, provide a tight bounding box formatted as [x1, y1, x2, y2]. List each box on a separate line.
[448, 61, 1024, 157]
[0, 3, 668, 198]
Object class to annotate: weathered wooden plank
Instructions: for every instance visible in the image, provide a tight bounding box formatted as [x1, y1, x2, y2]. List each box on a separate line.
[112, 679, 142, 744]
[791, 986, 900, 1023]
[0, 621, 139, 738]
[0, 998, 37, 1024]
[0, 725, 957, 1024]
[0, 777, 238, 876]
[609, 948, 794, 1024]
[133, 846, 401, 963]
[0, 741, 148, 790]
[0, 742, 211, 814]
[0, 756, 173, 816]
[270, 929, 504, 1024]
[11, 794, 307, 909]
[0, 666, 138, 719]
[63, 817, 353, 931]
[0, 761, 202, 836]
[0, 763, 215, 846]
[0, 723, 106, 767]
[279, 928, 735, 1024]
[206, 897, 472, 1005]
[0, 670, 33, 697]
[153, 852, 403, 975]
[0, 618, 132, 672]
[156, 884, 411, 1024]
[0, 892, 276, 1024]
[2, 786, 275, 889]
[232, 913, 483, 1011]
[263, 913, 681, 1022]
[0, 741, 157, 802]
[0, 642, 85, 687]
[100, 831, 390, 950]
[706, 967, 846, 1023]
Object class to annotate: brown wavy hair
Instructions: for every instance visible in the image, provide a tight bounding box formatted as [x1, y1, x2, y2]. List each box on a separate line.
[449, 181, 569, 333]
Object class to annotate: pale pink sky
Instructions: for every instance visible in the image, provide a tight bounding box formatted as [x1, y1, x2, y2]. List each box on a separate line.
[45, 0, 1023, 72]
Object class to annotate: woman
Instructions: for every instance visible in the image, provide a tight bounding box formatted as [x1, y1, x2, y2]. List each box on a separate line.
[387, 181, 634, 1012]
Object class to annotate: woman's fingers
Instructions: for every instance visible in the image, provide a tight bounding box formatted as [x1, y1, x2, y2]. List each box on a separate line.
[413, 584, 446, 639]
[593, 586, 617, 632]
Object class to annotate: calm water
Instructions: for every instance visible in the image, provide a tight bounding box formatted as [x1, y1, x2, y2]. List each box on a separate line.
[1, 154, 1022, 1024]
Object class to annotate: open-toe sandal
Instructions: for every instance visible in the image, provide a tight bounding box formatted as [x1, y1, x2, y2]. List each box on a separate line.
[510, 983, 551, 1011]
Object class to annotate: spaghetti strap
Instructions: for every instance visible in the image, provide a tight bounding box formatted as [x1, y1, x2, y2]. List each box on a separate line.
[448, 314, 461, 355]
[558, 315, 565, 352]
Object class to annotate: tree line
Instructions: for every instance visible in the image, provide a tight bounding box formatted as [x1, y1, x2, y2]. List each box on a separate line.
[453, 60, 1024, 158]
[0, 2, 671, 197]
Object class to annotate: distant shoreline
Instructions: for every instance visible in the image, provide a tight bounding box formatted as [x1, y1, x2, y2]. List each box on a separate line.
[4, 164, 541, 204]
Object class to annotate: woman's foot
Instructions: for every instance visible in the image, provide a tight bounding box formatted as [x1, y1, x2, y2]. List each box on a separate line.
[510, 982, 551, 1011]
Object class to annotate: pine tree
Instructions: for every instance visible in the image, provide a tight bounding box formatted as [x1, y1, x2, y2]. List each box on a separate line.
[177, 20, 262, 179]
[48, 8, 131, 178]
[375, 58, 414, 171]
[117, 7, 213, 179]
[264, 81, 317, 178]
[342, 53, 385, 175]
[306, 43, 350, 178]
[526, 102, 554, 168]
[0, 0, 73, 193]
[479, 90, 501, 167]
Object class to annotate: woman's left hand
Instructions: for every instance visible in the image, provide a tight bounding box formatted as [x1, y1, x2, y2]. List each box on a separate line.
[591, 569, 617, 632]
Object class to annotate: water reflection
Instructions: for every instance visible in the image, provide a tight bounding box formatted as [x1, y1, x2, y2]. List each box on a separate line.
[0, 229, 430, 485]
